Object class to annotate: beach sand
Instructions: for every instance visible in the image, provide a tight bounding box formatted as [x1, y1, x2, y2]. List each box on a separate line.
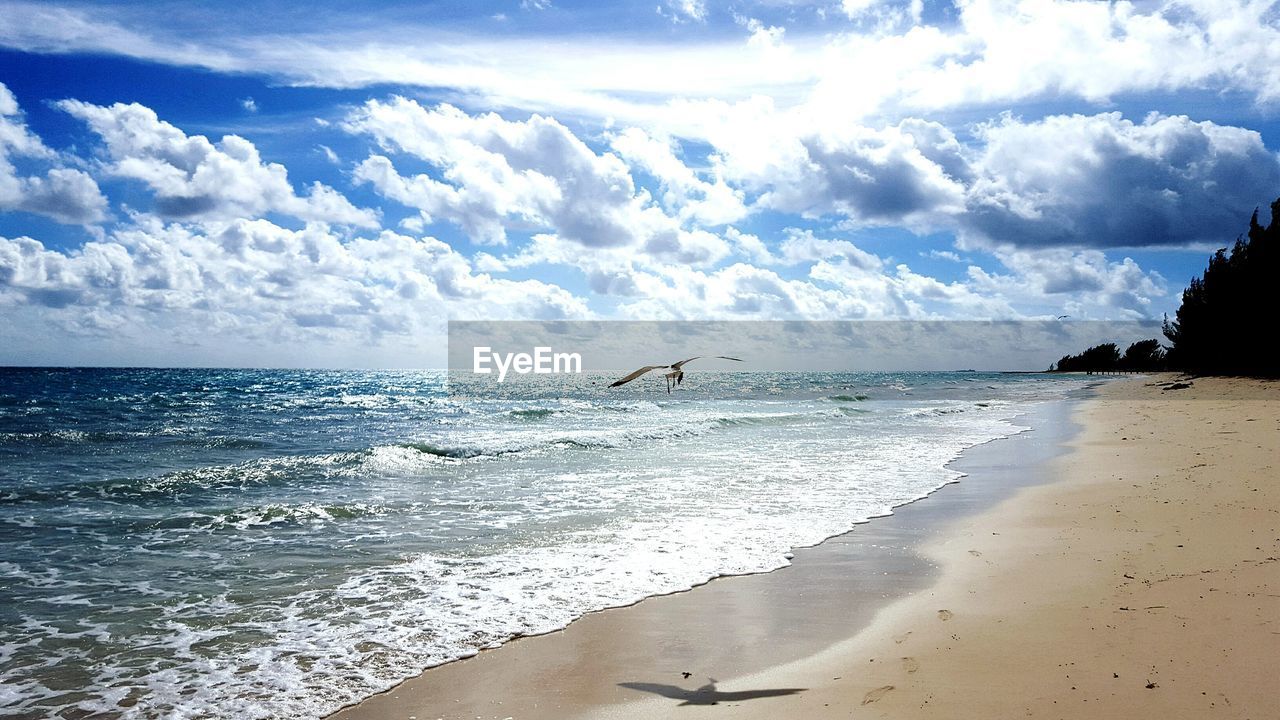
[333, 375, 1279, 719]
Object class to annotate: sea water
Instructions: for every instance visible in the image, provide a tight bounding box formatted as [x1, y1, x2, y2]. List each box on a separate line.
[0, 368, 1091, 718]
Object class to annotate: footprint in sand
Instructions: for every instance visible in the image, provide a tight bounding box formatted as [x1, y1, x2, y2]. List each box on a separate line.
[861, 685, 895, 705]
[968, 550, 983, 557]
[892, 631, 912, 644]
[937, 609, 954, 621]
[901, 657, 920, 674]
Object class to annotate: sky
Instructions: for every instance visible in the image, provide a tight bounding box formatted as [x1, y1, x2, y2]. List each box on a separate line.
[1, 0, 1279, 367]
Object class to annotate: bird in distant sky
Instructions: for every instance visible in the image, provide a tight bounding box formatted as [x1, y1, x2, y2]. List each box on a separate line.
[609, 356, 743, 393]
[1057, 315, 1071, 320]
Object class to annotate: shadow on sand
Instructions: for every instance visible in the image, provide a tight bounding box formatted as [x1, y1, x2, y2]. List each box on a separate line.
[618, 679, 806, 706]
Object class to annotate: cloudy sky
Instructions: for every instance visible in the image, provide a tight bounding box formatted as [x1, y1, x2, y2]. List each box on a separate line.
[1, 0, 1278, 367]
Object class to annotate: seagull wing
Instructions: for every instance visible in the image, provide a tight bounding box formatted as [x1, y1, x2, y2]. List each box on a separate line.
[670, 356, 743, 371]
[609, 365, 668, 387]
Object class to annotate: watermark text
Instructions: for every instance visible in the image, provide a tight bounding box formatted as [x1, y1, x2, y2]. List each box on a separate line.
[472, 346, 582, 382]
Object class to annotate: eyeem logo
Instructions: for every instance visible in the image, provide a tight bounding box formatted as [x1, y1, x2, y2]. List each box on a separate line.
[473, 346, 583, 382]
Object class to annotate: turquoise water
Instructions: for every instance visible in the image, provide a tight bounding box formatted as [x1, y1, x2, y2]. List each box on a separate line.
[0, 368, 1090, 718]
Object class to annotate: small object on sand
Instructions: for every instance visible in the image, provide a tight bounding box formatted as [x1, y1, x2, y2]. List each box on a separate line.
[937, 609, 953, 621]
[681, 672, 692, 679]
[861, 686, 895, 705]
[1146, 680, 1158, 689]
[1164, 382, 1192, 390]
[1113, 673, 1120, 678]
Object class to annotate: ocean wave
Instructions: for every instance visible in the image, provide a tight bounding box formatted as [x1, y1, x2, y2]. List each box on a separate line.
[0, 429, 146, 445]
[0, 369, 1066, 720]
[508, 408, 558, 420]
[0, 427, 268, 450]
[394, 408, 854, 460]
[0, 452, 368, 506]
[151, 502, 391, 532]
[905, 405, 971, 417]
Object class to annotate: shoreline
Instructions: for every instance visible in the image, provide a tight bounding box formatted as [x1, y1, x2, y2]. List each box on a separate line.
[603, 374, 1280, 718]
[332, 383, 1096, 719]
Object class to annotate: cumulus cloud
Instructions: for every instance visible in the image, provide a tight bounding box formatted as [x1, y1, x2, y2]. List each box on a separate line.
[967, 246, 1168, 318]
[711, 117, 968, 228]
[608, 127, 747, 226]
[348, 99, 646, 247]
[58, 99, 378, 227]
[899, 0, 1280, 111]
[700, 108, 1278, 249]
[962, 112, 1280, 248]
[777, 229, 883, 269]
[0, 82, 107, 224]
[347, 98, 732, 268]
[0, 217, 589, 362]
[486, 223, 1113, 322]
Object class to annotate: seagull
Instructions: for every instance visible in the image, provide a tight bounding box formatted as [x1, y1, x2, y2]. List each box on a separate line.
[1056, 315, 1071, 320]
[609, 356, 743, 393]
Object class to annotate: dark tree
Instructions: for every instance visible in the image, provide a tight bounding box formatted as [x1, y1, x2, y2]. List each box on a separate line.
[1121, 339, 1166, 371]
[1163, 198, 1280, 376]
[1052, 343, 1122, 372]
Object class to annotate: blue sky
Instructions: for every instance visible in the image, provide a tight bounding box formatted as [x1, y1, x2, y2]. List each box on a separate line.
[2, 0, 1279, 367]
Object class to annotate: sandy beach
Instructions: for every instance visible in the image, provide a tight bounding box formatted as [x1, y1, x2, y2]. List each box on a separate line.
[720, 374, 1280, 720]
[334, 375, 1279, 719]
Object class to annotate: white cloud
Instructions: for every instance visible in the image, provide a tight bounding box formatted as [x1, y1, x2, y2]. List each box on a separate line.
[0, 217, 589, 364]
[666, 0, 707, 22]
[347, 98, 733, 268]
[711, 117, 968, 229]
[348, 99, 641, 247]
[961, 112, 1280, 248]
[5, 0, 1279, 133]
[968, 247, 1167, 318]
[699, 108, 1278, 249]
[316, 145, 340, 164]
[608, 127, 747, 225]
[0, 82, 108, 224]
[923, 249, 964, 262]
[778, 228, 883, 269]
[58, 99, 378, 227]
[839, 0, 923, 29]
[901, 0, 1280, 110]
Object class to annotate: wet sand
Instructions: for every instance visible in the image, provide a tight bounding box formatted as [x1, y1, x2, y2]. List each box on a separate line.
[332, 387, 1087, 719]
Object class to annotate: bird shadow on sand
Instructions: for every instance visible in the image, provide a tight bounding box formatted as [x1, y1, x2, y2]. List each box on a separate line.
[618, 679, 805, 706]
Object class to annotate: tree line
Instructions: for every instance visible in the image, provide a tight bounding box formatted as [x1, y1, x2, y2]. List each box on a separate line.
[1051, 197, 1280, 376]
[1051, 339, 1164, 373]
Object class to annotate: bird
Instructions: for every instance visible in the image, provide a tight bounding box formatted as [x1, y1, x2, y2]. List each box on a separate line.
[1056, 314, 1071, 320]
[609, 356, 743, 393]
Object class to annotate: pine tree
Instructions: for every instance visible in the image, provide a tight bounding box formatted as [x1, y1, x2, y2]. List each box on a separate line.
[1163, 198, 1280, 375]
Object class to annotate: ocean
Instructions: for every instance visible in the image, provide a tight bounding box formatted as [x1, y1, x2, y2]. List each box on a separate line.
[0, 368, 1092, 718]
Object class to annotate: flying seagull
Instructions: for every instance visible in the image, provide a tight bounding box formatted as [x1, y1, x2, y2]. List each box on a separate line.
[609, 356, 743, 393]
[1056, 315, 1071, 320]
